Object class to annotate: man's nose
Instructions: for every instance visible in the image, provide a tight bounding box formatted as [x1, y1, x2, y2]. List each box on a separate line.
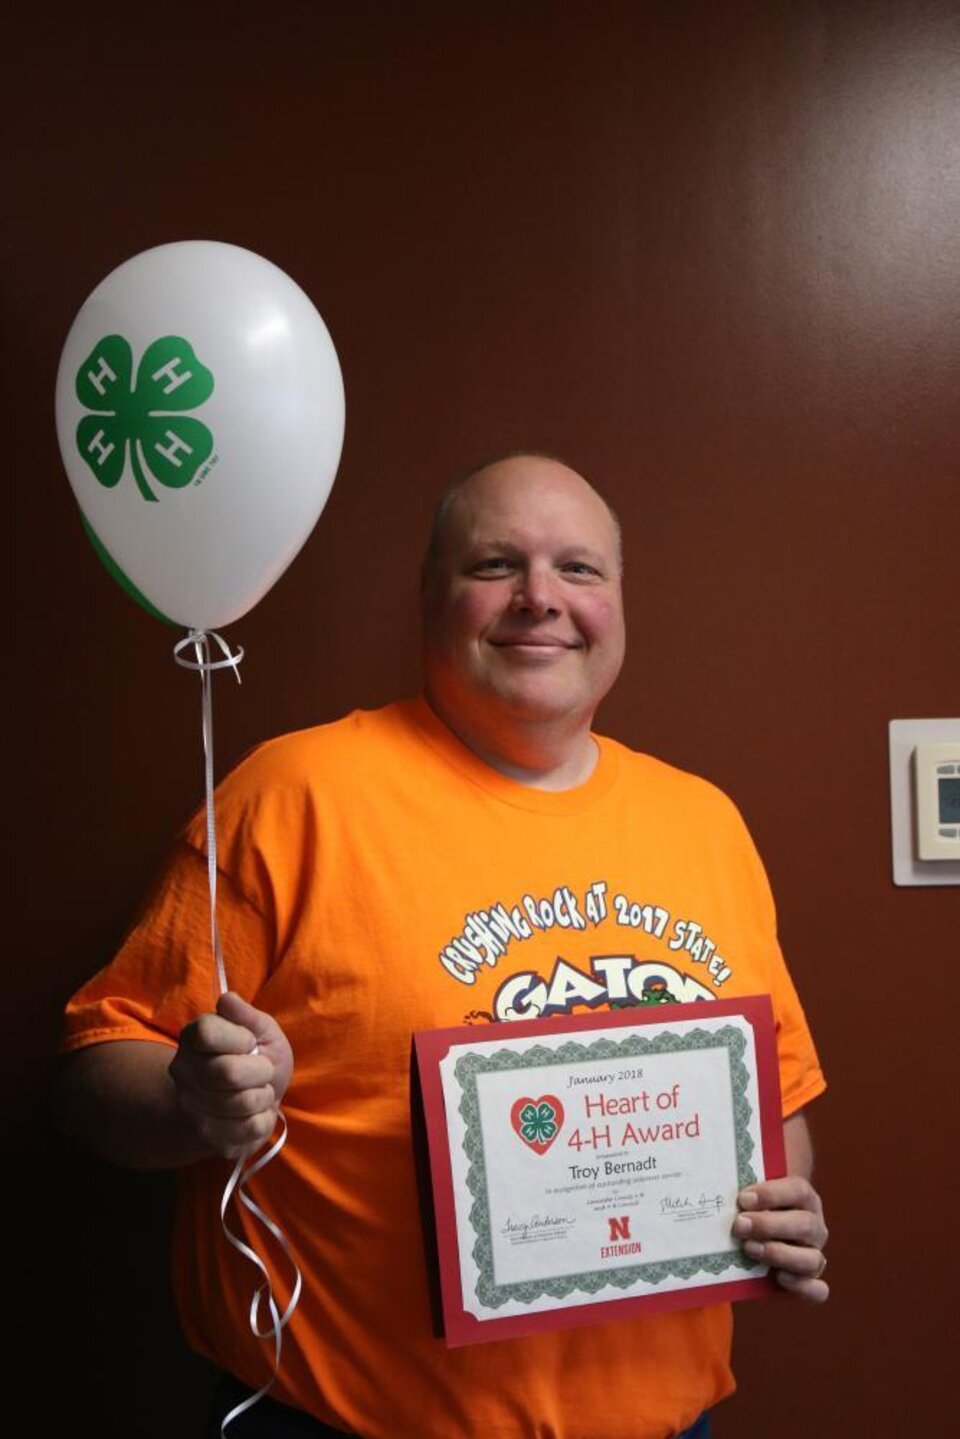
[510, 564, 561, 617]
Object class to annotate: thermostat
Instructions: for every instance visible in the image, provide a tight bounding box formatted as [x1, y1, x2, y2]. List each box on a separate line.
[889, 719, 960, 886]
[915, 742, 960, 860]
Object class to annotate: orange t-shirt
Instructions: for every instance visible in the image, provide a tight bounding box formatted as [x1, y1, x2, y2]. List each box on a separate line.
[62, 698, 825, 1439]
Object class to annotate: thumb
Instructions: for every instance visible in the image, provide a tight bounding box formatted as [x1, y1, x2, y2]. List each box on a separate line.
[216, 992, 294, 1101]
[217, 990, 272, 1040]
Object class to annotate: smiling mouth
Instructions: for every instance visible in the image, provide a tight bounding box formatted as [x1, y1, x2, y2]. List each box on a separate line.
[489, 637, 581, 654]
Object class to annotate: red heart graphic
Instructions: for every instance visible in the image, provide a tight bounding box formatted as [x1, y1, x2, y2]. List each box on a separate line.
[510, 1094, 565, 1155]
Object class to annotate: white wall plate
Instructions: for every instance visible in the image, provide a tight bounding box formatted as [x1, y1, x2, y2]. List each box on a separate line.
[888, 719, 960, 887]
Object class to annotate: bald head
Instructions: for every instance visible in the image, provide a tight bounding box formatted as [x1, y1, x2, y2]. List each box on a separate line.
[423, 453, 622, 584]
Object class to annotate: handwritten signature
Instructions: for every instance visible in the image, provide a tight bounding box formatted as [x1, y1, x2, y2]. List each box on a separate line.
[503, 1213, 573, 1235]
[659, 1192, 725, 1216]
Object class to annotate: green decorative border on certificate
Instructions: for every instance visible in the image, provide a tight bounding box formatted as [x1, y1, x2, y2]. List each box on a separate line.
[454, 1025, 758, 1311]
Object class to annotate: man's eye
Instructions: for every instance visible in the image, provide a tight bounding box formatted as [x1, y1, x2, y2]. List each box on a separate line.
[562, 562, 601, 578]
[471, 557, 512, 575]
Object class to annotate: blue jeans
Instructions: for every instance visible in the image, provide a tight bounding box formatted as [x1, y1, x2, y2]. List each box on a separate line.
[207, 1374, 712, 1438]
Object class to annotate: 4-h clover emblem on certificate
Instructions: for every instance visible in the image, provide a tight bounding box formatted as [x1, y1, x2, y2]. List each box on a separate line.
[510, 1095, 565, 1154]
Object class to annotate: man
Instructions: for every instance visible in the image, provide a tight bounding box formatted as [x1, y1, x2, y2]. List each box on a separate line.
[61, 455, 827, 1439]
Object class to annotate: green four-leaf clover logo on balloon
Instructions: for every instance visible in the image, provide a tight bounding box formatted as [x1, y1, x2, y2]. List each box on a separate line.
[75, 335, 215, 502]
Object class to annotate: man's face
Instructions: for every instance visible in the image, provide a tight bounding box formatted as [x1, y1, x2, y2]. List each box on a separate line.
[422, 458, 625, 740]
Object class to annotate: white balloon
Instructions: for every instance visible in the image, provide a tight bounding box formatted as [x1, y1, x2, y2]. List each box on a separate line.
[55, 240, 345, 629]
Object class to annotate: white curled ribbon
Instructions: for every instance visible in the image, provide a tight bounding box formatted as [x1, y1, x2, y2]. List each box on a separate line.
[218, 1116, 303, 1433]
[174, 629, 303, 1435]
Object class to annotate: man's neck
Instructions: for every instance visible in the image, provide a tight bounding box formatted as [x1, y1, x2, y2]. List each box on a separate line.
[423, 692, 599, 792]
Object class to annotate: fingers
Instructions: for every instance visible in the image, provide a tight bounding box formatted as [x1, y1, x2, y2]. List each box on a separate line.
[737, 1229, 830, 1303]
[175, 1074, 278, 1121]
[734, 1176, 830, 1303]
[739, 1175, 823, 1217]
[216, 992, 294, 1104]
[179, 1010, 260, 1059]
[170, 995, 292, 1160]
[174, 1020, 272, 1093]
[739, 1229, 825, 1273]
[775, 1267, 830, 1304]
[733, 1204, 828, 1251]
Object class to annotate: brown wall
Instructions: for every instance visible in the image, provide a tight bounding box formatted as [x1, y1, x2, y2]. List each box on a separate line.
[9, 3, 957, 1433]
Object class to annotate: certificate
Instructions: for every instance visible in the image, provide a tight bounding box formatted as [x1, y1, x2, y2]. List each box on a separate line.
[414, 996, 785, 1346]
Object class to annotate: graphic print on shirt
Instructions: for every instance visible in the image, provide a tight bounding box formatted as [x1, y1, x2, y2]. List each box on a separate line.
[437, 878, 736, 1024]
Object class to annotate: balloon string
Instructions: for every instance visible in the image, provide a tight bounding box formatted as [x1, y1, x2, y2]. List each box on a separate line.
[173, 628, 243, 1001]
[173, 630, 302, 1436]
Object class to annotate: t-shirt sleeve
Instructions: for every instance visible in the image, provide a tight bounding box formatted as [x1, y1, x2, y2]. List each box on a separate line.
[735, 812, 825, 1117]
[61, 837, 274, 1053]
[763, 931, 826, 1116]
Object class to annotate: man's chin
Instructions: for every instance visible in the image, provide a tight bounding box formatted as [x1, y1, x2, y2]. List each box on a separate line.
[487, 680, 590, 725]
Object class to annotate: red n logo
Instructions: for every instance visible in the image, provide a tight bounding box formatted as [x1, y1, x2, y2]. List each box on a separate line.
[608, 1215, 631, 1242]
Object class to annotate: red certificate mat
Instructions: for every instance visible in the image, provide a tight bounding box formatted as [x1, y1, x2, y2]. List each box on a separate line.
[414, 996, 785, 1346]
